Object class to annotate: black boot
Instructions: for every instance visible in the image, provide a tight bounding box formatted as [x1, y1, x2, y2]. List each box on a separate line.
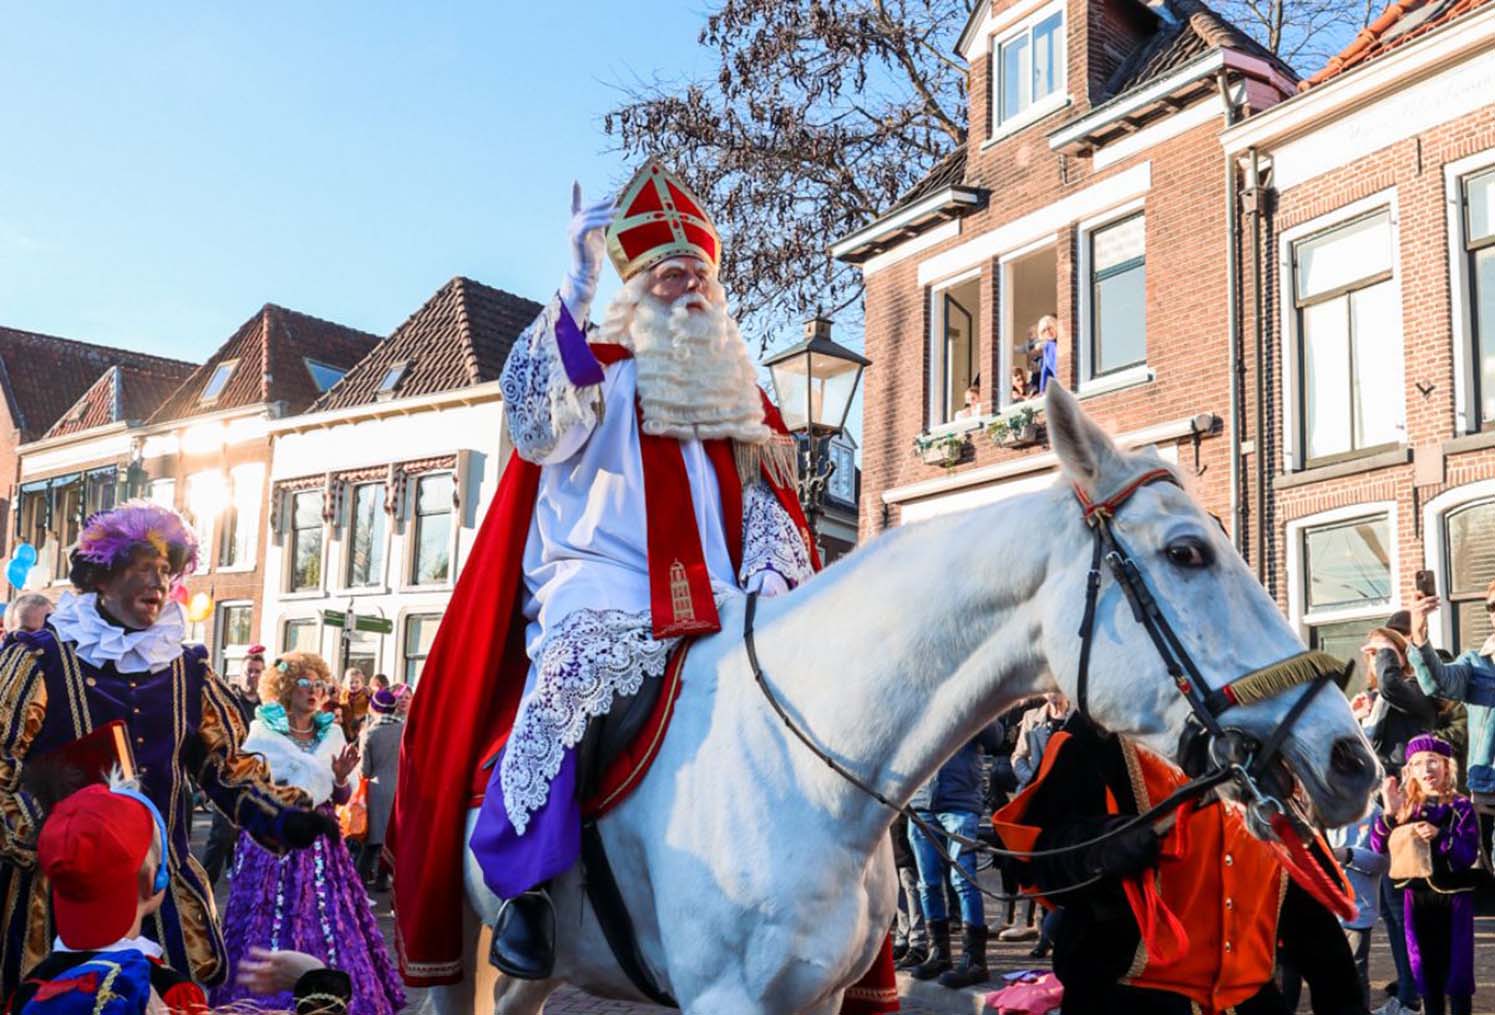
[489, 889, 556, 980]
[892, 940, 909, 963]
[893, 942, 927, 971]
[937, 924, 989, 989]
[908, 920, 951, 981]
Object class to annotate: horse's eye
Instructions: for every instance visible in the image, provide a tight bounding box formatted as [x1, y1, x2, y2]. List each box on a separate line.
[1164, 537, 1211, 569]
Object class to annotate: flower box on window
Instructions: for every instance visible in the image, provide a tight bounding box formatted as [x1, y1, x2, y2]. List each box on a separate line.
[913, 431, 969, 468]
[986, 406, 1047, 449]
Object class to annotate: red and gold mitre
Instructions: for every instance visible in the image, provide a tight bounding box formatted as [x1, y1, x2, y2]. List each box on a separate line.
[606, 160, 721, 282]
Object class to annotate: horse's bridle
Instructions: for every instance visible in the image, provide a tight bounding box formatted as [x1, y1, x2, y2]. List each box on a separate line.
[1072, 467, 1342, 829]
[743, 466, 1357, 909]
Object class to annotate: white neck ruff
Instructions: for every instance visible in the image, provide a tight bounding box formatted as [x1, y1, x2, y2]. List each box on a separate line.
[49, 592, 186, 674]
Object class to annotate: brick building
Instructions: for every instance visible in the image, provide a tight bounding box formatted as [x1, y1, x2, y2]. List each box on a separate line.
[1221, 0, 1495, 665]
[0, 326, 192, 559]
[835, 0, 1297, 534]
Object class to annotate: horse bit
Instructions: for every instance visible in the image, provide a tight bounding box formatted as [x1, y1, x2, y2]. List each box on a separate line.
[743, 466, 1347, 901]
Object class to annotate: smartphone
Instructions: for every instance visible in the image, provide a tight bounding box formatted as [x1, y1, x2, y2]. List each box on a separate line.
[1415, 569, 1436, 598]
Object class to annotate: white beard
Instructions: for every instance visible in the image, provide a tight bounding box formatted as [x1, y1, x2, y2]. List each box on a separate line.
[600, 283, 771, 446]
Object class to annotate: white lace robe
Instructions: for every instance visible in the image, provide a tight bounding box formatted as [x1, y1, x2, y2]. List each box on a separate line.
[495, 294, 814, 832]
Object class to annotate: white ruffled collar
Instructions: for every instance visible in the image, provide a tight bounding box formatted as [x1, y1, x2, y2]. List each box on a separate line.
[49, 592, 187, 674]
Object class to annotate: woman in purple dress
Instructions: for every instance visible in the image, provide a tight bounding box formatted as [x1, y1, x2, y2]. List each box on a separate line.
[1373, 734, 1480, 1015]
[213, 651, 405, 1015]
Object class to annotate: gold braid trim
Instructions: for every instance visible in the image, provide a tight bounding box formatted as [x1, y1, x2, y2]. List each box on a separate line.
[1224, 651, 1344, 707]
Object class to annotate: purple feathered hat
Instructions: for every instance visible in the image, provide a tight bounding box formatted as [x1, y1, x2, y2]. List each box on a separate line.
[75, 499, 199, 578]
[1405, 734, 1454, 760]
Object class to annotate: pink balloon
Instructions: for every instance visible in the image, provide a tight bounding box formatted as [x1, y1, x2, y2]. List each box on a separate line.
[170, 584, 190, 604]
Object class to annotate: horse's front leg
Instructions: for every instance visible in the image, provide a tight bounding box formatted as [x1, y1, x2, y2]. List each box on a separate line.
[491, 975, 558, 1015]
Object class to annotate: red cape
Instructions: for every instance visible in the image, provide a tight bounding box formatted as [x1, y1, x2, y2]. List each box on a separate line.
[387, 379, 817, 987]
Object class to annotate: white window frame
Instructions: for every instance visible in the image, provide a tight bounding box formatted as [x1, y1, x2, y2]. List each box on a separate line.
[1422, 477, 1495, 653]
[218, 463, 264, 574]
[925, 267, 984, 432]
[199, 359, 238, 405]
[186, 470, 227, 574]
[281, 615, 322, 656]
[1446, 148, 1495, 435]
[404, 471, 459, 590]
[997, 234, 1059, 413]
[397, 609, 443, 687]
[1285, 501, 1400, 647]
[214, 599, 255, 676]
[1278, 188, 1404, 472]
[1076, 198, 1153, 396]
[285, 489, 327, 595]
[986, 0, 1069, 144]
[340, 480, 390, 594]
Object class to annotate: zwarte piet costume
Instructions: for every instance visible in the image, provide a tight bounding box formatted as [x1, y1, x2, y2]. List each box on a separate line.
[0, 503, 319, 997]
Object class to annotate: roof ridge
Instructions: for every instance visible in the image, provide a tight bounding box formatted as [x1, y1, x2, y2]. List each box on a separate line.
[451, 277, 484, 385]
[0, 324, 195, 370]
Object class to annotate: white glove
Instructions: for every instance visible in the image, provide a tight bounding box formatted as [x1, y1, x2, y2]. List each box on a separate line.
[746, 570, 791, 598]
[560, 181, 617, 322]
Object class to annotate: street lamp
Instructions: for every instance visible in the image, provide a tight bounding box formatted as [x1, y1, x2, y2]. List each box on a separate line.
[763, 316, 870, 538]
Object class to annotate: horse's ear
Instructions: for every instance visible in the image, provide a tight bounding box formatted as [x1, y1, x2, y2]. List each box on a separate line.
[1045, 383, 1125, 496]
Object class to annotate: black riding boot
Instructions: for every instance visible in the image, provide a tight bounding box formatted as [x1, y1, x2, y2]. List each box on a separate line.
[908, 919, 951, 981]
[937, 924, 989, 989]
[489, 888, 556, 980]
[893, 940, 927, 971]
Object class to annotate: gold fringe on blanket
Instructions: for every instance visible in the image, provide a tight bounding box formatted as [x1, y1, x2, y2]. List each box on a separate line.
[1225, 650, 1348, 706]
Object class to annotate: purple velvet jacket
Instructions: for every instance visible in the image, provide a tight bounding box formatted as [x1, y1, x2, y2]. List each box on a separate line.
[1371, 794, 1480, 892]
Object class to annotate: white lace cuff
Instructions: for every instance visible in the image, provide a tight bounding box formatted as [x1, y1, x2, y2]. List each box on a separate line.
[739, 482, 814, 590]
[500, 609, 676, 834]
[499, 294, 601, 463]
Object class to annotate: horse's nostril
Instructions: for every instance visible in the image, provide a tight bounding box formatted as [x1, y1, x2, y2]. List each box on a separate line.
[1330, 738, 1374, 780]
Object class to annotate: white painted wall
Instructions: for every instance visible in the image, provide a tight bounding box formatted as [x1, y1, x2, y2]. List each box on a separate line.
[261, 398, 509, 685]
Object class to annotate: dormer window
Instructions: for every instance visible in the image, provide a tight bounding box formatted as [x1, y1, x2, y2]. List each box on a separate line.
[991, 2, 1066, 136]
[377, 361, 411, 398]
[199, 359, 238, 404]
[304, 358, 346, 393]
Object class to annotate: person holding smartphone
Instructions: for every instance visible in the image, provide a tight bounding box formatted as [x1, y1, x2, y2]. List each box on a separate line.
[1406, 576, 1495, 861]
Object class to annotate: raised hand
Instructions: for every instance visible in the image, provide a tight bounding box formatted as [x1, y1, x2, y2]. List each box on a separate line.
[1409, 591, 1440, 646]
[332, 742, 360, 784]
[562, 182, 617, 317]
[1381, 775, 1404, 816]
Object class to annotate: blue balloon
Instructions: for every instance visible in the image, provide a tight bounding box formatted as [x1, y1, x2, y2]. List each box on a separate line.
[6, 559, 30, 589]
[13, 543, 36, 567]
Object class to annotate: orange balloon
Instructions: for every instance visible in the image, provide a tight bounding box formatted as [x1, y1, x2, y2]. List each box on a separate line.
[187, 591, 214, 623]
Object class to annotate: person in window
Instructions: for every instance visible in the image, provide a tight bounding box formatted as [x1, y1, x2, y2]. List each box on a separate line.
[953, 383, 982, 420]
[1030, 316, 1060, 395]
[212, 652, 404, 1015]
[0, 502, 335, 997]
[1010, 366, 1031, 403]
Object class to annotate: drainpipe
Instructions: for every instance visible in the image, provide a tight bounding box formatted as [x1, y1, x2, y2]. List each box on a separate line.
[1246, 146, 1268, 585]
[1217, 71, 1244, 554]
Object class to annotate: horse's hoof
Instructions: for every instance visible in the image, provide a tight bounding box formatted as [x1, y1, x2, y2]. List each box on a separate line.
[489, 890, 556, 980]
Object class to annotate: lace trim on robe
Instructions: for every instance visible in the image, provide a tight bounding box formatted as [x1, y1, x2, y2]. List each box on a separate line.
[500, 608, 675, 834]
[739, 481, 815, 589]
[499, 294, 600, 462]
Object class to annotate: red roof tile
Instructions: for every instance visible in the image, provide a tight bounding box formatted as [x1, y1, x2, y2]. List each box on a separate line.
[310, 277, 543, 412]
[0, 326, 195, 442]
[1302, 0, 1491, 88]
[148, 304, 380, 424]
[45, 363, 198, 439]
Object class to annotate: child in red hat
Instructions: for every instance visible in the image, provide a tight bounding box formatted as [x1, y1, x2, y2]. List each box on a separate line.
[4, 781, 208, 1014]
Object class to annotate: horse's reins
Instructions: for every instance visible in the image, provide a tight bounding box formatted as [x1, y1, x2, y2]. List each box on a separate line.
[743, 467, 1350, 904]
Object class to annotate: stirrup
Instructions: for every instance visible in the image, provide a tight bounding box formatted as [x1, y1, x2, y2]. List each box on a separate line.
[489, 889, 556, 980]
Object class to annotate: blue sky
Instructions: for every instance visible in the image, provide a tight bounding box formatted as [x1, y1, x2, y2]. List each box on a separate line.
[0, 3, 719, 361]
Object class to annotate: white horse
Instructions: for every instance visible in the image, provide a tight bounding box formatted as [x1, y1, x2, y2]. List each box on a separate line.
[430, 384, 1379, 1015]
